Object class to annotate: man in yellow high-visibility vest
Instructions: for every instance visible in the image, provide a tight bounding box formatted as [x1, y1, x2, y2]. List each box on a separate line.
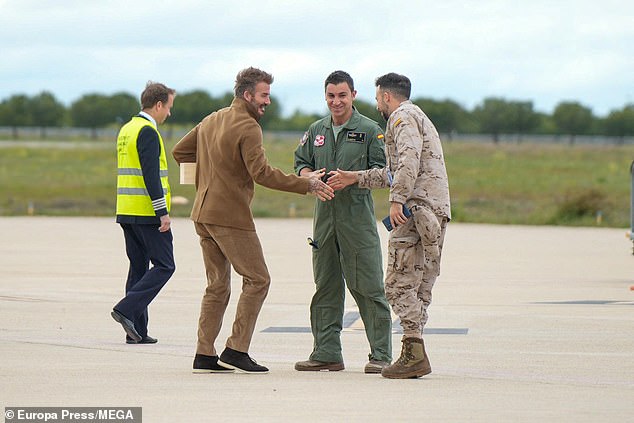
[111, 82, 176, 344]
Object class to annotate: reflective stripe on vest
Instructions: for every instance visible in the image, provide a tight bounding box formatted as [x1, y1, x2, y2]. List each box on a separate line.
[116, 116, 171, 216]
[118, 168, 169, 177]
[117, 187, 169, 196]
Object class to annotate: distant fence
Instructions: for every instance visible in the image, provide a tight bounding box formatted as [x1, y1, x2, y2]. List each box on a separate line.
[441, 133, 634, 146]
[273, 132, 634, 146]
[0, 126, 633, 146]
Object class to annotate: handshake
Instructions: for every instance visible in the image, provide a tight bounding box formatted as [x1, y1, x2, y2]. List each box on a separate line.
[305, 168, 359, 201]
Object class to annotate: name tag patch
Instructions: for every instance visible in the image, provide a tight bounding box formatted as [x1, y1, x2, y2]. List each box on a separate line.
[346, 131, 366, 143]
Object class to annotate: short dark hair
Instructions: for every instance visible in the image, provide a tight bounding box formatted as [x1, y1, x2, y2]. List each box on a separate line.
[324, 70, 354, 92]
[140, 82, 175, 109]
[234, 67, 274, 97]
[375, 73, 411, 100]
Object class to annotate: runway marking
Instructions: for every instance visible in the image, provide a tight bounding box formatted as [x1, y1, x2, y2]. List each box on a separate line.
[262, 311, 469, 335]
[533, 300, 634, 305]
[0, 295, 54, 303]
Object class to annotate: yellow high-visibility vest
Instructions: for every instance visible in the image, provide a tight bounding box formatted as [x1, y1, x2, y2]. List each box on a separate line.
[116, 116, 171, 216]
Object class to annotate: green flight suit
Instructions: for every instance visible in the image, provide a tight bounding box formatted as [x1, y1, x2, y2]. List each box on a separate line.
[294, 108, 392, 363]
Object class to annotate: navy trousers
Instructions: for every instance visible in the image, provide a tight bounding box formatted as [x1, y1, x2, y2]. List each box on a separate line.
[114, 223, 175, 338]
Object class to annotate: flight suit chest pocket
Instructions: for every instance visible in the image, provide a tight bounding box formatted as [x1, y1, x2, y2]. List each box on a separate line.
[338, 144, 367, 171]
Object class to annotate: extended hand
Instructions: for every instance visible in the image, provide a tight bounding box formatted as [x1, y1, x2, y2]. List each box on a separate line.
[305, 167, 327, 180]
[308, 178, 335, 201]
[327, 169, 358, 191]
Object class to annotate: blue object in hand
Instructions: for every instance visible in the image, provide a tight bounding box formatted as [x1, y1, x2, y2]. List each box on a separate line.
[382, 205, 412, 231]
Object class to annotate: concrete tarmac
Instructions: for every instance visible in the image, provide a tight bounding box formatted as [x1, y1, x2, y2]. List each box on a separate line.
[1, 217, 633, 422]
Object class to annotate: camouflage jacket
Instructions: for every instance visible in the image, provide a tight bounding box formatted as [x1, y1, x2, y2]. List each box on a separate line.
[358, 100, 451, 219]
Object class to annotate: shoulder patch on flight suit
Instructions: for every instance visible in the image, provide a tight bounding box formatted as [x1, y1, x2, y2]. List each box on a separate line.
[299, 131, 308, 146]
[346, 131, 366, 143]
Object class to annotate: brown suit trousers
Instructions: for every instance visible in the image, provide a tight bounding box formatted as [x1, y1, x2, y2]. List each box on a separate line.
[194, 222, 271, 356]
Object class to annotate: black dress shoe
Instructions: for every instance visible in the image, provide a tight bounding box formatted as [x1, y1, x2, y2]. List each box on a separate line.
[218, 347, 269, 373]
[111, 309, 141, 341]
[126, 335, 158, 344]
[193, 354, 234, 373]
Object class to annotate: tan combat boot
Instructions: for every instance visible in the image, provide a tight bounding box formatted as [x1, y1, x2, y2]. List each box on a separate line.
[381, 337, 431, 379]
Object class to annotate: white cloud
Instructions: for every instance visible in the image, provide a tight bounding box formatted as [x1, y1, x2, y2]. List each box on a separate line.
[0, 0, 632, 116]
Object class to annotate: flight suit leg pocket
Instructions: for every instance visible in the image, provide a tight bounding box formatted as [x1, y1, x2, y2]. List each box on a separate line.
[347, 245, 382, 295]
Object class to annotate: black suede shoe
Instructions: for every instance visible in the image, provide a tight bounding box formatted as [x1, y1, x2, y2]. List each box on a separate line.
[218, 347, 269, 374]
[193, 354, 234, 373]
[111, 309, 141, 341]
[126, 335, 158, 344]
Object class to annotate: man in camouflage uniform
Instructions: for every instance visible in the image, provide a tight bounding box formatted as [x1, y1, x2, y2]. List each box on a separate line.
[328, 72, 450, 379]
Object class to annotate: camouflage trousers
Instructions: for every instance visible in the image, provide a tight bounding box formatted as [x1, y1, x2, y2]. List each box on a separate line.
[385, 204, 448, 338]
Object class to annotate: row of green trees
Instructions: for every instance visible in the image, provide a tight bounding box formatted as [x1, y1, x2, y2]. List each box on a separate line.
[0, 90, 633, 142]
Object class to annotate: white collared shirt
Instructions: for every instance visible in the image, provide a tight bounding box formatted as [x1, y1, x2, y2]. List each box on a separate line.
[138, 111, 157, 127]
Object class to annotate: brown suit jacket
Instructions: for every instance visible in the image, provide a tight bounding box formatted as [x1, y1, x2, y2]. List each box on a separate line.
[172, 97, 310, 231]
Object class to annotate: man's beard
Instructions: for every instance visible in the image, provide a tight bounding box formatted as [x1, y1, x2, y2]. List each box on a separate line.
[249, 100, 265, 121]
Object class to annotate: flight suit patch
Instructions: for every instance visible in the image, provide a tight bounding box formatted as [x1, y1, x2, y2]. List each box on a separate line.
[346, 131, 366, 143]
[314, 135, 325, 147]
[300, 131, 308, 146]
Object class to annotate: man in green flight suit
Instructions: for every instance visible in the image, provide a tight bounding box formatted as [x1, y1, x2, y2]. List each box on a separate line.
[294, 70, 392, 373]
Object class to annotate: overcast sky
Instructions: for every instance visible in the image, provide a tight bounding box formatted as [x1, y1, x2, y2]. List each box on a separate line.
[1, 0, 632, 117]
